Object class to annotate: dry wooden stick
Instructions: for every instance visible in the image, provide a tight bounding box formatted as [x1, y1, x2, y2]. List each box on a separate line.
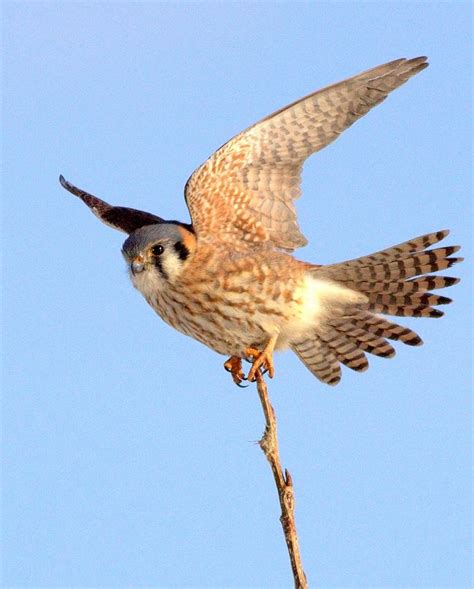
[255, 371, 308, 588]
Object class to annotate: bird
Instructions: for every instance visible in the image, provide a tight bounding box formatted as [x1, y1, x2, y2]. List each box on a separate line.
[60, 56, 462, 387]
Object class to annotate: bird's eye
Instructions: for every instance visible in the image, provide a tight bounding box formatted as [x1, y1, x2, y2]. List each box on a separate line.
[151, 244, 164, 256]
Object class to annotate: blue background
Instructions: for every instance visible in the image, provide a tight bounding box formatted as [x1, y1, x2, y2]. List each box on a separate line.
[2, 2, 472, 587]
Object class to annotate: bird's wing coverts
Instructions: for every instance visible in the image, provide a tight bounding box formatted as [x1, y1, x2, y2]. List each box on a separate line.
[185, 57, 428, 252]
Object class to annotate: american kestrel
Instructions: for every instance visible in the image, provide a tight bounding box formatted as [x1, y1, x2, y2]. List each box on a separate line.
[61, 56, 462, 386]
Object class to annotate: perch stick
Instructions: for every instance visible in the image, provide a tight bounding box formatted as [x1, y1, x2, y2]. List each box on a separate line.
[255, 371, 308, 588]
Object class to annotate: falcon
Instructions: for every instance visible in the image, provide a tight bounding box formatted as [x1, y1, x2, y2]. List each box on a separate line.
[61, 56, 462, 386]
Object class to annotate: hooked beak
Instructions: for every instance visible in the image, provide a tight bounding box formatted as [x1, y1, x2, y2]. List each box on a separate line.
[131, 256, 145, 275]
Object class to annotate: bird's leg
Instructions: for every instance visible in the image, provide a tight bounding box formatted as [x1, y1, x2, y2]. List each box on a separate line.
[246, 335, 278, 382]
[224, 356, 246, 386]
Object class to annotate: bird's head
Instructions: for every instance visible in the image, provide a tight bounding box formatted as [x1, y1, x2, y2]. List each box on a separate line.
[58, 176, 196, 286]
[122, 223, 196, 284]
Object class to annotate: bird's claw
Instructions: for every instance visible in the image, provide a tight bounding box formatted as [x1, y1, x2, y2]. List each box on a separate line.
[224, 347, 275, 385]
[224, 356, 246, 387]
[236, 380, 249, 388]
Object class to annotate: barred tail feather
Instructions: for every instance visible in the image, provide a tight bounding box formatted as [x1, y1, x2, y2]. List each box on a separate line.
[328, 320, 396, 358]
[317, 329, 370, 372]
[315, 230, 462, 320]
[347, 312, 423, 346]
[291, 337, 341, 385]
[294, 230, 462, 385]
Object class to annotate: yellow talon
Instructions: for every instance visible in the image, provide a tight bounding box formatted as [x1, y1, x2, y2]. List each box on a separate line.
[224, 356, 245, 386]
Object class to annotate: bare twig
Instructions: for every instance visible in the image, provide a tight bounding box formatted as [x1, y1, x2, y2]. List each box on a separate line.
[255, 371, 308, 588]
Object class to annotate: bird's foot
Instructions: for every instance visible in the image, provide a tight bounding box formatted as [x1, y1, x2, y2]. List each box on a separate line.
[245, 346, 275, 382]
[224, 356, 246, 387]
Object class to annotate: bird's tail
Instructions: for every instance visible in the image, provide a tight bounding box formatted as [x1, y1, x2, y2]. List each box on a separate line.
[291, 230, 462, 385]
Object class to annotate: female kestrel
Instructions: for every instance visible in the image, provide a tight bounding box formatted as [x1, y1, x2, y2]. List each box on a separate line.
[61, 56, 462, 386]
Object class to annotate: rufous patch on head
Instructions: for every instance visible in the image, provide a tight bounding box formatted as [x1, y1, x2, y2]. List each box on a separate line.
[178, 226, 197, 254]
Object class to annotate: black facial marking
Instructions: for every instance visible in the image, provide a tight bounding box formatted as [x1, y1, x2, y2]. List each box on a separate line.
[152, 256, 169, 280]
[174, 241, 189, 261]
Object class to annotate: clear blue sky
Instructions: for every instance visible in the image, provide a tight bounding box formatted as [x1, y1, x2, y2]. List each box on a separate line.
[2, 2, 472, 587]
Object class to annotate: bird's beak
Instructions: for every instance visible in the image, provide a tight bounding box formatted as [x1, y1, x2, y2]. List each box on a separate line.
[131, 256, 145, 275]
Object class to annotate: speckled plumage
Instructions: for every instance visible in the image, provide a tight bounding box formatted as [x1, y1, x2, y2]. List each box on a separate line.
[61, 56, 462, 385]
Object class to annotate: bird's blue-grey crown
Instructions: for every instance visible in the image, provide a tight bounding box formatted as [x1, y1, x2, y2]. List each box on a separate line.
[122, 223, 185, 260]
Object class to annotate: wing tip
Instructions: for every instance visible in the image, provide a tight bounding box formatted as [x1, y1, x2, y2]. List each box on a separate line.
[59, 174, 85, 201]
[59, 174, 70, 190]
[402, 56, 429, 74]
[406, 55, 429, 65]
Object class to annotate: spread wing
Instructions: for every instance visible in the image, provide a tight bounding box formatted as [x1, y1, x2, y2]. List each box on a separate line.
[184, 56, 428, 252]
[59, 175, 164, 234]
